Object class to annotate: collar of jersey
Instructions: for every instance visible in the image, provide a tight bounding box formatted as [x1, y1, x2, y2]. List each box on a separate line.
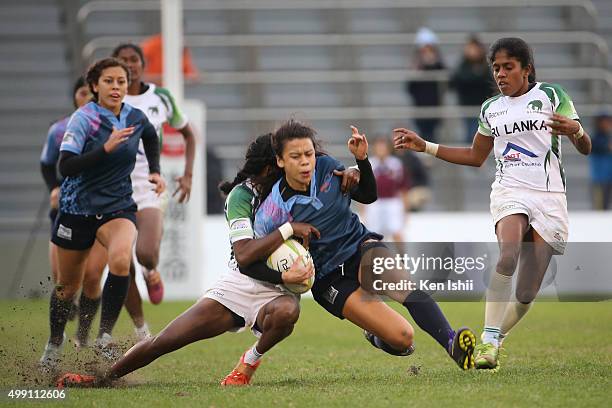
[271, 166, 323, 212]
[91, 101, 132, 128]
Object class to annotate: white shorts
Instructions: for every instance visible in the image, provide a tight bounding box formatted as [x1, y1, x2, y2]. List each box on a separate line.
[490, 184, 569, 254]
[202, 267, 297, 337]
[132, 174, 168, 211]
[364, 197, 405, 238]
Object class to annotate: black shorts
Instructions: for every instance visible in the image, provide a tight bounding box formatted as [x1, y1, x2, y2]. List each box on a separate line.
[311, 239, 388, 319]
[51, 206, 137, 250]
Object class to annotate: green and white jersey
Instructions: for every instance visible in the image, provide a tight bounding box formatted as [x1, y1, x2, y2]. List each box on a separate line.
[124, 83, 188, 183]
[224, 181, 261, 268]
[478, 82, 579, 192]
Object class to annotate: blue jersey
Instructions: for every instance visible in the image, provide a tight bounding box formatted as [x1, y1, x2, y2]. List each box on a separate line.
[41, 116, 69, 167]
[59, 101, 151, 215]
[254, 155, 381, 278]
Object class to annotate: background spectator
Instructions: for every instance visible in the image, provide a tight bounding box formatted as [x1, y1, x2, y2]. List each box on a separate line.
[590, 112, 612, 210]
[450, 35, 495, 143]
[405, 27, 445, 143]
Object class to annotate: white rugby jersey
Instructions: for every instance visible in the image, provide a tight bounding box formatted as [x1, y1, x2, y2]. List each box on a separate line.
[124, 83, 188, 180]
[478, 82, 579, 192]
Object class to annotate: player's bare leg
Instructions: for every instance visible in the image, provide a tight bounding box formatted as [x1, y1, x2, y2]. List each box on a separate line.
[222, 295, 300, 386]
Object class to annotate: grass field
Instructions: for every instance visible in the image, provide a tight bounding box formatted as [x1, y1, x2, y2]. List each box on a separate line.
[1, 299, 610, 407]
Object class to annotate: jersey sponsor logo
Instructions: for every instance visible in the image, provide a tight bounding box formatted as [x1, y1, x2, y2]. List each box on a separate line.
[57, 224, 72, 240]
[491, 120, 548, 137]
[148, 106, 160, 116]
[527, 99, 543, 114]
[502, 142, 538, 162]
[320, 171, 334, 193]
[62, 132, 75, 144]
[487, 108, 508, 119]
[230, 218, 252, 232]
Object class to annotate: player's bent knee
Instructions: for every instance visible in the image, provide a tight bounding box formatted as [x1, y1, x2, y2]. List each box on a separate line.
[55, 284, 79, 301]
[496, 254, 519, 275]
[386, 325, 414, 351]
[270, 299, 300, 327]
[108, 252, 132, 275]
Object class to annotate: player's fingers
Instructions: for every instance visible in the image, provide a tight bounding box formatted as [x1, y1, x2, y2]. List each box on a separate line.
[302, 234, 310, 249]
[311, 226, 321, 239]
[350, 125, 359, 135]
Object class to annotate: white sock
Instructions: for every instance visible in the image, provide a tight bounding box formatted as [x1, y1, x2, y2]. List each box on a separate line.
[134, 323, 151, 341]
[243, 344, 263, 366]
[500, 300, 532, 336]
[482, 272, 513, 346]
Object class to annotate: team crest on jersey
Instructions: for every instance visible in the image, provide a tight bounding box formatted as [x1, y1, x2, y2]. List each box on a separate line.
[502, 142, 538, 162]
[526, 100, 543, 114]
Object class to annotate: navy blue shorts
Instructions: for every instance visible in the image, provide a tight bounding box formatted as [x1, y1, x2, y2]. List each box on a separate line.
[51, 206, 137, 250]
[311, 239, 388, 319]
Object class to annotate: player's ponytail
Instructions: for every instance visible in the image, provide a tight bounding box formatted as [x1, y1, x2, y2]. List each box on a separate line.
[488, 37, 536, 83]
[219, 133, 281, 200]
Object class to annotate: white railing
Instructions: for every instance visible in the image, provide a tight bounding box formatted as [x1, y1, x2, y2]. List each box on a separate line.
[77, 0, 598, 22]
[82, 31, 609, 65]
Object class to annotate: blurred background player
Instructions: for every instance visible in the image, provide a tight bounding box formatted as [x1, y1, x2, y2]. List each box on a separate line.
[362, 136, 409, 242]
[394, 37, 592, 370]
[140, 33, 199, 85]
[40, 58, 165, 371]
[450, 35, 495, 143]
[39, 76, 92, 318]
[58, 134, 316, 388]
[74, 43, 197, 348]
[589, 111, 612, 210]
[405, 27, 445, 143]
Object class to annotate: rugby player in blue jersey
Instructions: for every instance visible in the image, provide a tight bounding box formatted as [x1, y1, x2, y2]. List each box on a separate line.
[39, 58, 165, 372]
[253, 120, 476, 369]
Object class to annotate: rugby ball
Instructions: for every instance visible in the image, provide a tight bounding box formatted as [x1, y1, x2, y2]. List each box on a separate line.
[266, 239, 315, 294]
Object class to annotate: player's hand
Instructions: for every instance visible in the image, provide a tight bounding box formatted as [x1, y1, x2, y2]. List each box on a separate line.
[104, 126, 135, 153]
[333, 168, 360, 194]
[290, 222, 321, 249]
[49, 187, 60, 210]
[393, 128, 426, 152]
[173, 173, 192, 203]
[148, 173, 166, 196]
[348, 125, 368, 160]
[547, 113, 581, 137]
[282, 255, 315, 285]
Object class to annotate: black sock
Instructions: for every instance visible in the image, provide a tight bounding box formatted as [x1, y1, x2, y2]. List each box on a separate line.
[76, 294, 101, 345]
[98, 273, 130, 337]
[49, 288, 73, 345]
[403, 290, 454, 351]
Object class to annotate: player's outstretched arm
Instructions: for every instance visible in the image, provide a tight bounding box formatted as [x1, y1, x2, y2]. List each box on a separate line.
[393, 128, 493, 167]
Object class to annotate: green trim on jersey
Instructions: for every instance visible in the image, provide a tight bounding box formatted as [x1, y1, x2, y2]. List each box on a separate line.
[224, 183, 259, 242]
[478, 94, 503, 136]
[539, 83, 579, 120]
[154, 87, 187, 129]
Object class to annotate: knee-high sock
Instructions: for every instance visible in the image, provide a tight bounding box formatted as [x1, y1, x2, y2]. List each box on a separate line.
[403, 290, 454, 351]
[500, 299, 532, 337]
[76, 293, 101, 345]
[49, 289, 74, 345]
[482, 272, 513, 346]
[98, 272, 130, 337]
